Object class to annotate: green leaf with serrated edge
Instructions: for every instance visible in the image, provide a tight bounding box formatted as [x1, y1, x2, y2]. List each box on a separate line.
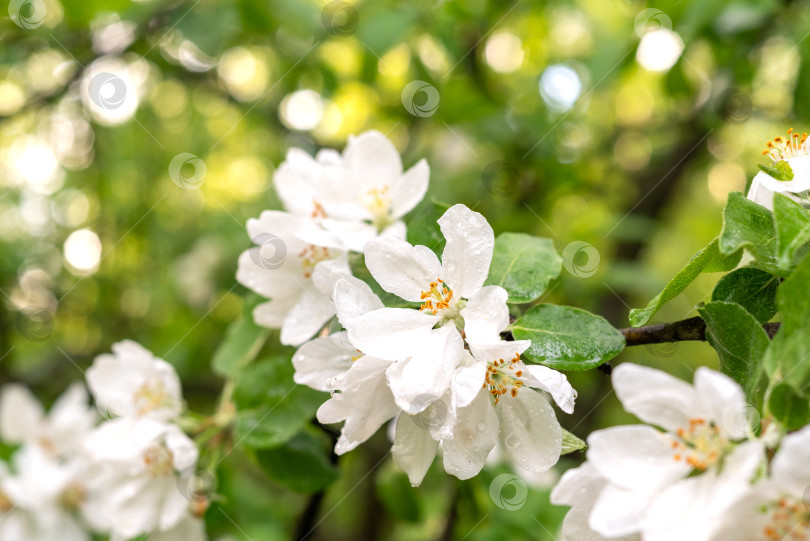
[698, 301, 769, 404]
[561, 429, 586, 455]
[711, 268, 778, 324]
[485, 233, 562, 304]
[773, 192, 810, 271]
[758, 161, 794, 182]
[511, 304, 625, 371]
[719, 192, 778, 272]
[254, 430, 338, 493]
[628, 239, 742, 327]
[211, 294, 269, 378]
[232, 357, 324, 449]
[763, 252, 810, 398]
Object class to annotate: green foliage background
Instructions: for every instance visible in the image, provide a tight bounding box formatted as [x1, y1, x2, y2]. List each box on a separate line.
[0, 0, 804, 538]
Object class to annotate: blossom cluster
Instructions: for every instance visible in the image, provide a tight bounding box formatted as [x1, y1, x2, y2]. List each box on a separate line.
[0, 341, 205, 541]
[552, 363, 809, 541]
[238, 131, 577, 485]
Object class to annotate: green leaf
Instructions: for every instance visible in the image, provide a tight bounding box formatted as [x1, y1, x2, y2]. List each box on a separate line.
[698, 301, 769, 403]
[763, 252, 810, 397]
[561, 429, 586, 455]
[406, 199, 451, 257]
[711, 268, 778, 324]
[511, 304, 625, 370]
[719, 192, 778, 271]
[758, 161, 794, 182]
[485, 233, 562, 304]
[768, 383, 810, 431]
[233, 358, 325, 449]
[211, 300, 269, 378]
[254, 430, 339, 493]
[629, 239, 742, 327]
[773, 192, 810, 271]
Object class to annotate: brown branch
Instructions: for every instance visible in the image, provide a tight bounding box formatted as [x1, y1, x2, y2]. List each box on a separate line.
[621, 316, 781, 346]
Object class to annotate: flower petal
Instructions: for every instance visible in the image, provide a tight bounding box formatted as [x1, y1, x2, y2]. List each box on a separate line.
[438, 204, 494, 298]
[693, 367, 747, 438]
[524, 364, 577, 414]
[333, 276, 384, 327]
[772, 424, 810, 493]
[273, 148, 322, 217]
[460, 285, 509, 344]
[390, 159, 429, 220]
[363, 238, 441, 302]
[589, 482, 650, 538]
[292, 333, 357, 392]
[0, 384, 43, 444]
[392, 413, 438, 487]
[386, 325, 464, 412]
[311, 254, 351, 296]
[279, 286, 336, 346]
[611, 363, 696, 432]
[343, 130, 403, 188]
[496, 389, 562, 472]
[551, 462, 605, 507]
[253, 297, 298, 329]
[441, 390, 498, 479]
[746, 175, 775, 210]
[344, 307, 438, 361]
[586, 425, 690, 492]
[756, 155, 810, 193]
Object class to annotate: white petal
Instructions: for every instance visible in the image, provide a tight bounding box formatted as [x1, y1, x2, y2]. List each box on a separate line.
[149, 514, 207, 541]
[693, 367, 747, 438]
[773, 424, 810, 492]
[292, 333, 357, 392]
[562, 504, 641, 541]
[496, 389, 561, 472]
[756, 154, 810, 193]
[310, 254, 350, 296]
[586, 425, 690, 492]
[273, 147, 321, 217]
[441, 390, 498, 479]
[343, 130, 403, 188]
[344, 307, 438, 361]
[0, 384, 43, 444]
[236, 248, 303, 299]
[438, 204, 494, 298]
[611, 363, 697, 432]
[460, 285, 509, 344]
[551, 463, 605, 507]
[746, 175, 775, 210]
[389, 159, 429, 220]
[48, 382, 97, 453]
[279, 286, 336, 346]
[450, 354, 487, 410]
[333, 276, 384, 327]
[589, 482, 650, 538]
[392, 413, 438, 487]
[386, 325, 463, 412]
[524, 364, 577, 414]
[363, 238, 441, 302]
[252, 296, 298, 329]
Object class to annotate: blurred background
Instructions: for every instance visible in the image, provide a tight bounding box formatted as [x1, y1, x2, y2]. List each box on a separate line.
[0, 0, 801, 538]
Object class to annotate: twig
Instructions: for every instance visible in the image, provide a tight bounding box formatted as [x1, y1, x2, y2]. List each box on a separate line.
[621, 316, 781, 346]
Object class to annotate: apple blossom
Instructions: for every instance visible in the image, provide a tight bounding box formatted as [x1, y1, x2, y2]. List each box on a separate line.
[748, 129, 810, 209]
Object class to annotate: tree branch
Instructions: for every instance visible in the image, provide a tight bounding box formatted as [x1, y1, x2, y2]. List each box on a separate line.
[621, 316, 781, 346]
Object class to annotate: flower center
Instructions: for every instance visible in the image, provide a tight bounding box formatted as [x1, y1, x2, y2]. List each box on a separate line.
[763, 128, 809, 162]
[419, 279, 457, 318]
[484, 353, 524, 405]
[298, 245, 331, 279]
[670, 418, 728, 471]
[761, 496, 810, 540]
[142, 442, 175, 477]
[134, 380, 173, 416]
[362, 187, 392, 229]
[0, 489, 12, 513]
[311, 201, 327, 219]
[59, 481, 86, 511]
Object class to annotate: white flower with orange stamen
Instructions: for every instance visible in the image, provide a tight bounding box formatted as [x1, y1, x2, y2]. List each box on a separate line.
[707, 425, 810, 541]
[274, 130, 429, 251]
[86, 340, 183, 421]
[337, 203, 505, 413]
[392, 339, 575, 486]
[236, 211, 350, 346]
[748, 129, 810, 209]
[552, 363, 764, 541]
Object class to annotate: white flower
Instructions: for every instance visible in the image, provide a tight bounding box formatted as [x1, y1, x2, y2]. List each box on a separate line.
[392, 339, 573, 486]
[748, 130, 810, 209]
[293, 276, 399, 455]
[236, 210, 350, 346]
[83, 417, 199, 539]
[339, 203, 505, 411]
[149, 513, 207, 541]
[708, 425, 810, 541]
[552, 363, 763, 541]
[274, 130, 429, 251]
[86, 340, 182, 421]
[0, 382, 96, 457]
